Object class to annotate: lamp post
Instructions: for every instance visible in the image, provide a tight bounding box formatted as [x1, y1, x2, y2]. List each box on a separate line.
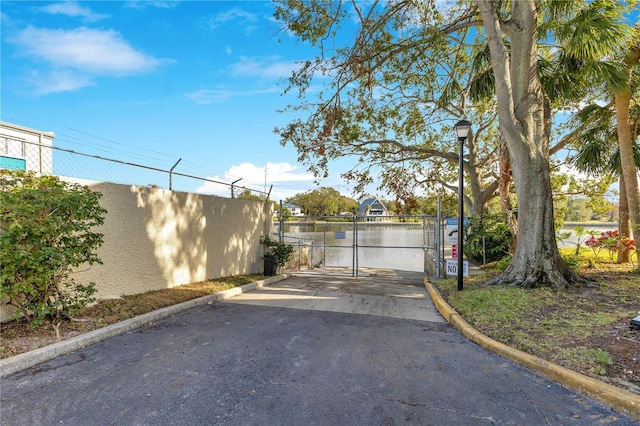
[454, 119, 471, 291]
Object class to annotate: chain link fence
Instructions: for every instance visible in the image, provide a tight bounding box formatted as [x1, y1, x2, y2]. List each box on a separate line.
[0, 136, 268, 198]
[278, 235, 325, 270]
[275, 216, 440, 275]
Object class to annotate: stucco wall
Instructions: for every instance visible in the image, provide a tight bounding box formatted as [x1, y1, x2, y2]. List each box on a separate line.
[1, 180, 273, 321]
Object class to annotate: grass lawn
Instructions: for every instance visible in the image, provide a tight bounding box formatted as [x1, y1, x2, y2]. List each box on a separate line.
[433, 248, 639, 394]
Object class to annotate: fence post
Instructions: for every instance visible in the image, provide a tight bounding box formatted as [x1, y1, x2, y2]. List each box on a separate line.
[279, 200, 284, 243]
[353, 215, 358, 277]
[168, 158, 181, 190]
[323, 230, 326, 268]
[38, 133, 43, 174]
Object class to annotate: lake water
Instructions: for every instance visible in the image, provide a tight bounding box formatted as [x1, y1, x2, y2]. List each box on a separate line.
[277, 221, 621, 272]
[279, 224, 429, 273]
[557, 223, 619, 248]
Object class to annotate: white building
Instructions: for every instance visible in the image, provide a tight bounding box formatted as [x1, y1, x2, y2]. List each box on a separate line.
[0, 121, 54, 174]
[283, 202, 304, 216]
[358, 197, 388, 218]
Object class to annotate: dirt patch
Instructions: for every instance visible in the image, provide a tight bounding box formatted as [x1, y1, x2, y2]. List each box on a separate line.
[561, 271, 639, 392]
[596, 321, 639, 387]
[1, 320, 97, 358]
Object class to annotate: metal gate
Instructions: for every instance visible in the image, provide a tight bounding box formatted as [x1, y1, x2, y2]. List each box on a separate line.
[274, 215, 444, 277]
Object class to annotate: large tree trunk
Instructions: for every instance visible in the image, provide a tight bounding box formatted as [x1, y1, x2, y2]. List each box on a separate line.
[617, 174, 631, 263]
[498, 129, 517, 251]
[616, 38, 640, 269]
[507, 153, 577, 287]
[477, 0, 581, 288]
[615, 86, 640, 270]
[467, 133, 499, 216]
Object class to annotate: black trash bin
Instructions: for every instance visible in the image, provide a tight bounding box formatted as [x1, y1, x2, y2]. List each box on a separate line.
[264, 254, 279, 276]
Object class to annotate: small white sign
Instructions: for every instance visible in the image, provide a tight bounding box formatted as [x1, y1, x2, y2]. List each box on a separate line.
[445, 218, 459, 244]
[445, 217, 468, 244]
[446, 259, 469, 277]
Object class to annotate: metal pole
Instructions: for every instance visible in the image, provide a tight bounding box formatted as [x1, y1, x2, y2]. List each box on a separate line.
[38, 133, 43, 174]
[279, 200, 284, 243]
[169, 158, 182, 190]
[231, 178, 242, 198]
[266, 184, 273, 202]
[323, 230, 326, 267]
[436, 196, 441, 277]
[353, 215, 357, 277]
[458, 136, 465, 291]
[441, 215, 445, 268]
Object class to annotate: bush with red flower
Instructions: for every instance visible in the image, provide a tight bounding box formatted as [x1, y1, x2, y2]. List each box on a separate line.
[584, 230, 636, 264]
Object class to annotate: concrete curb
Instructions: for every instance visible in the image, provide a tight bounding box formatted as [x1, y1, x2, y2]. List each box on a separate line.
[423, 277, 640, 421]
[0, 274, 289, 378]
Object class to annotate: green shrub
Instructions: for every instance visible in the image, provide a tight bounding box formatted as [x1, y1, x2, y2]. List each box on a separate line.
[260, 236, 294, 267]
[1, 170, 106, 333]
[561, 254, 580, 271]
[495, 254, 512, 272]
[463, 213, 512, 264]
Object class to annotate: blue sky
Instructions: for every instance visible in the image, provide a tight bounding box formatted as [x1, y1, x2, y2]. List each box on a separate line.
[2, 1, 634, 203]
[1, 1, 358, 201]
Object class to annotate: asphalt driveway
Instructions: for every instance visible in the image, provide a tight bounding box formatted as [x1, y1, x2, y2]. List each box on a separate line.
[0, 271, 635, 425]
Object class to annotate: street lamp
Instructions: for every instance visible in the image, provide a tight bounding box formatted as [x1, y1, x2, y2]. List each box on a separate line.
[454, 119, 471, 291]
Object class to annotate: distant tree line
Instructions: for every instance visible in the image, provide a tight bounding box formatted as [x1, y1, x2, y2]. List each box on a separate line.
[282, 186, 461, 217]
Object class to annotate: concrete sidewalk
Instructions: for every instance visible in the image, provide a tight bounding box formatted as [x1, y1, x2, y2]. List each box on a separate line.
[1, 270, 637, 424]
[226, 268, 443, 322]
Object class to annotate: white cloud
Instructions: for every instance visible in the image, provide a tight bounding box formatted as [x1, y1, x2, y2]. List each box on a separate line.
[215, 8, 257, 24]
[185, 89, 233, 104]
[195, 162, 315, 200]
[196, 7, 257, 34]
[29, 69, 95, 95]
[232, 162, 315, 183]
[184, 57, 299, 104]
[194, 176, 235, 198]
[14, 26, 163, 75]
[39, 2, 109, 22]
[185, 87, 278, 105]
[124, 1, 180, 10]
[10, 26, 168, 94]
[557, 163, 590, 181]
[229, 56, 299, 79]
[555, 98, 610, 116]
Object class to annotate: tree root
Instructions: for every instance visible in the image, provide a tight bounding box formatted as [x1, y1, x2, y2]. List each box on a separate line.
[51, 322, 61, 341]
[487, 264, 594, 289]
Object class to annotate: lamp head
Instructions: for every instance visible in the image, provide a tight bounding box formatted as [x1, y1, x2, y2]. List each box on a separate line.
[454, 119, 472, 140]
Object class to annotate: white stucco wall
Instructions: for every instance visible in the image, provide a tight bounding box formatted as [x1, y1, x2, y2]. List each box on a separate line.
[1, 180, 273, 321]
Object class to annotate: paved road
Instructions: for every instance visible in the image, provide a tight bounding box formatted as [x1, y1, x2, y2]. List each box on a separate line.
[1, 271, 635, 425]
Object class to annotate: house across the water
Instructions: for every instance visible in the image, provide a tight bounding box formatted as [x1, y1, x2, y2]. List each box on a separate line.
[283, 202, 304, 216]
[358, 197, 388, 220]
